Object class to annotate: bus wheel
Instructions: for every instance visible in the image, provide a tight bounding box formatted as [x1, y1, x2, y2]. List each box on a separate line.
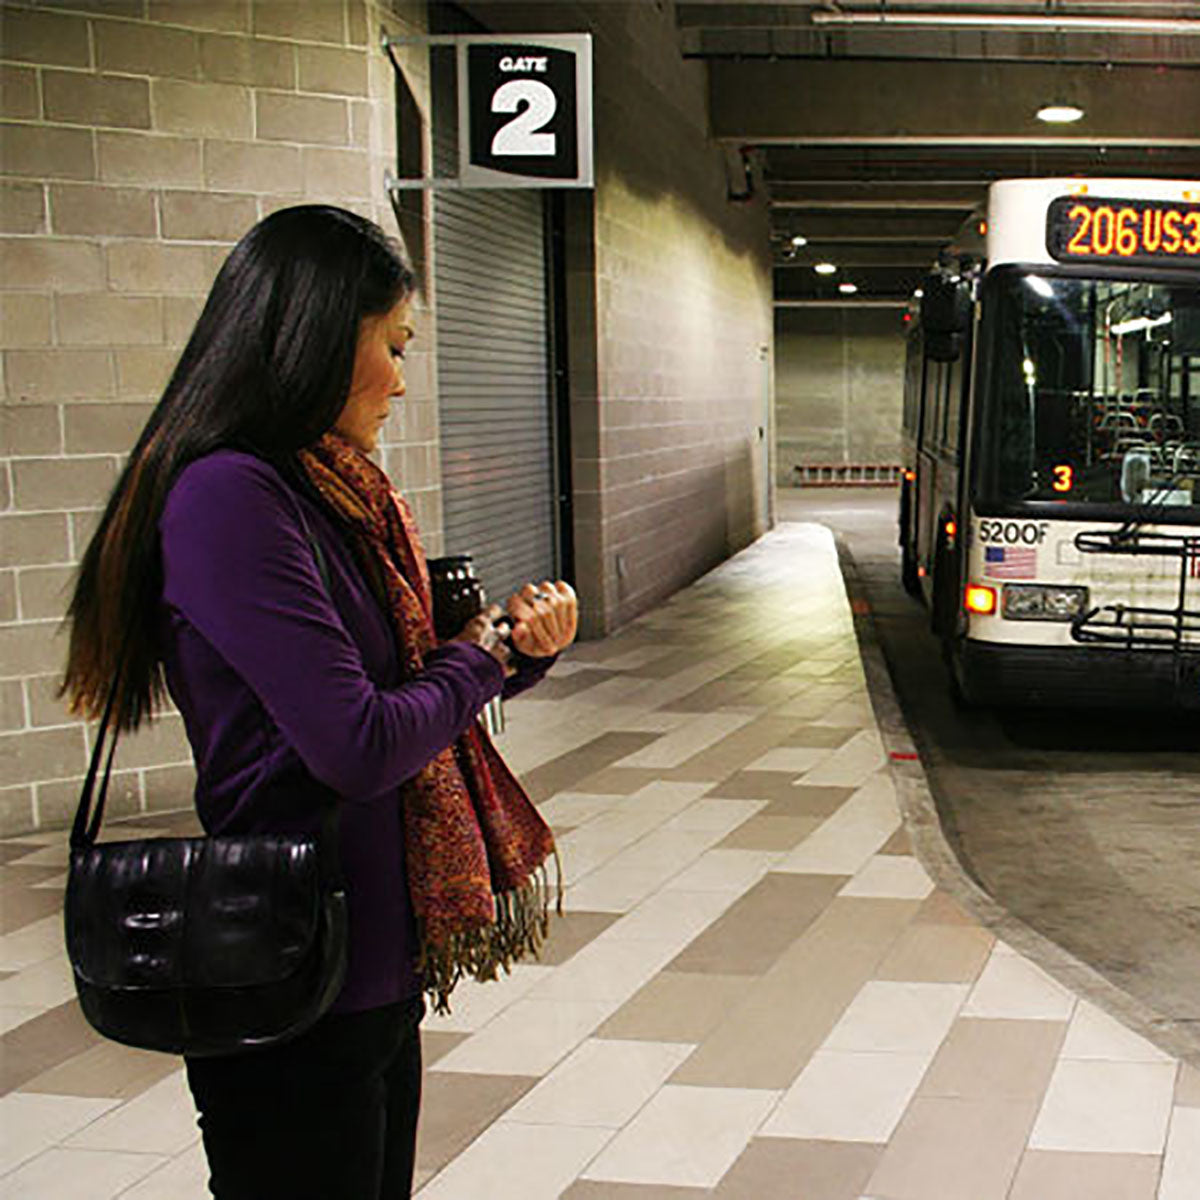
[943, 641, 977, 710]
[930, 541, 957, 639]
[932, 542, 977, 709]
[901, 536, 921, 597]
[898, 482, 921, 597]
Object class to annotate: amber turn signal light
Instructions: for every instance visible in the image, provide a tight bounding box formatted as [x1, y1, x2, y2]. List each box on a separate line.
[964, 584, 997, 616]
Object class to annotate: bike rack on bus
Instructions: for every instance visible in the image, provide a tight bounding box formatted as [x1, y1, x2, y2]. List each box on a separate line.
[1070, 530, 1200, 653]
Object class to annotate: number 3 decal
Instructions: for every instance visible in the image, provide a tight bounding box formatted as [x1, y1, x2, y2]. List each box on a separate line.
[491, 80, 557, 156]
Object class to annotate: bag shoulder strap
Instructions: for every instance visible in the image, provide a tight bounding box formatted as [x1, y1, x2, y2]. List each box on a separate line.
[70, 482, 338, 852]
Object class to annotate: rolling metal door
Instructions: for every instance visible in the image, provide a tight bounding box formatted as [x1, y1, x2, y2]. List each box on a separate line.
[433, 186, 558, 604]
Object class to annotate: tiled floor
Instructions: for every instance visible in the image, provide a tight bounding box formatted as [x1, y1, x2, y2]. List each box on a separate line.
[2, 521, 1198, 1198]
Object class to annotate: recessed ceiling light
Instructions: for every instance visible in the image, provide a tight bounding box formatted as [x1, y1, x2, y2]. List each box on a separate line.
[1037, 103, 1085, 124]
[814, 262, 837, 275]
[913, 288, 924, 299]
[791, 234, 808, 247]
[838, 282, 858, 295]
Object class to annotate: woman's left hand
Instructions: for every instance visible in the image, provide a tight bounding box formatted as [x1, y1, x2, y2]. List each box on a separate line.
[505, 581, 578, 659]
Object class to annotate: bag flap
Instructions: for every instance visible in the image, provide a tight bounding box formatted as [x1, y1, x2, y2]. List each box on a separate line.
[66, 835, 325, 991]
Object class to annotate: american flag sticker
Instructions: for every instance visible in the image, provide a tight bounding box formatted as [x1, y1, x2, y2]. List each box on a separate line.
[984, 545, 1037, 579]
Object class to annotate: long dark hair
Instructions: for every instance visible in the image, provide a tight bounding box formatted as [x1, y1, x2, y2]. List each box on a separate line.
[62, 205, 416, 731]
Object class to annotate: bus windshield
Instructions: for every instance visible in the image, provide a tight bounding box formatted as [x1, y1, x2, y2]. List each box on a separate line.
[977, 268, 1200, 517]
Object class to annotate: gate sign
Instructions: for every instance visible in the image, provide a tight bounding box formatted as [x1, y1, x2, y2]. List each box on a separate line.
[459, 35, 593, 188]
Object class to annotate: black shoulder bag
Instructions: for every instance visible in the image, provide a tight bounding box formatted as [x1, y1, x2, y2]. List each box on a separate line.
[64, 510, 348, 1057]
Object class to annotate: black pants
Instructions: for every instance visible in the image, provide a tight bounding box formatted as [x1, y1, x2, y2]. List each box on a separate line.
[185, 998, 424, 1200]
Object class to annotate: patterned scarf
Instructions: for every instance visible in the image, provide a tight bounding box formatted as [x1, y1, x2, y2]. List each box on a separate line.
[297, 432, 558, 1013]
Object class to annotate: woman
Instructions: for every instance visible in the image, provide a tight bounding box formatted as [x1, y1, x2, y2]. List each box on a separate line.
[60, 205, 577, 1199]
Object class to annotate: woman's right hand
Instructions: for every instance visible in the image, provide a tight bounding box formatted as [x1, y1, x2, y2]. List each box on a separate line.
[450, 605, 513, 675]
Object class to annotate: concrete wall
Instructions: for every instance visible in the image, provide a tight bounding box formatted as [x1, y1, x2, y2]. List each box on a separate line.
[0, 0, 437, 834]
[775, 306, 905, 485]
[465, 1, 774, 636]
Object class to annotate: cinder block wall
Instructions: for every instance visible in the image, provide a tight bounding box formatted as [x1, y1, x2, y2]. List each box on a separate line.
[0, 0, 435, 835]
[586, 2, 771, 635]
[589, 176, 771, 633]
[0, 0, 774, 831]
[466, 0, 774, 637]
[775, 306, 905, 485]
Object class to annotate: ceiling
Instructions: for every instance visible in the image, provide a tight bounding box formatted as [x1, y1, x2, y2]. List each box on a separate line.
[674, 1, 1200, 305]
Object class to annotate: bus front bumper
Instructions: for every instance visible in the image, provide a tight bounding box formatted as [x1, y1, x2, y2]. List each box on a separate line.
[959, 640, 1200, 710]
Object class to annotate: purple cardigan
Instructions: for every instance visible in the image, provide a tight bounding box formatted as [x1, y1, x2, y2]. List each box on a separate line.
[158, 450, 552, 1012]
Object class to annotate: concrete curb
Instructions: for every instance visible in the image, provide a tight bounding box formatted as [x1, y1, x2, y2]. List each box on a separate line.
[834, 535, 1200, 1071]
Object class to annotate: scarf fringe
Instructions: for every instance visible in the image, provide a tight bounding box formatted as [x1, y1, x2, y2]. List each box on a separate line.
[420, 855, 565, 1016]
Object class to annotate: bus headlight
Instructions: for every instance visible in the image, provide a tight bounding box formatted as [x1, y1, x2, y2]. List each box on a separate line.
[1002, 584, 1089, 621]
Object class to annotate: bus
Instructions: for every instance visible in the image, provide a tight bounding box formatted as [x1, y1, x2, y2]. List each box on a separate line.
[898, 177, 1200, 709]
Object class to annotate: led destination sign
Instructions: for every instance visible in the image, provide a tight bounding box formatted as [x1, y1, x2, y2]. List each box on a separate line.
[1046, 196, 1200, 265]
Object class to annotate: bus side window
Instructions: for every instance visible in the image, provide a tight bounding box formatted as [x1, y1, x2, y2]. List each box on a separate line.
[940, 361, 953, 447]
[922, 357, 944, 450]
[944, 352, 964, 453]
[903, 331, 924, 437]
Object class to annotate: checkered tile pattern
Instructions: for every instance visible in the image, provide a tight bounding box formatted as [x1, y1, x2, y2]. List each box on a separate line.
[1, 524, 1196, 1198]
